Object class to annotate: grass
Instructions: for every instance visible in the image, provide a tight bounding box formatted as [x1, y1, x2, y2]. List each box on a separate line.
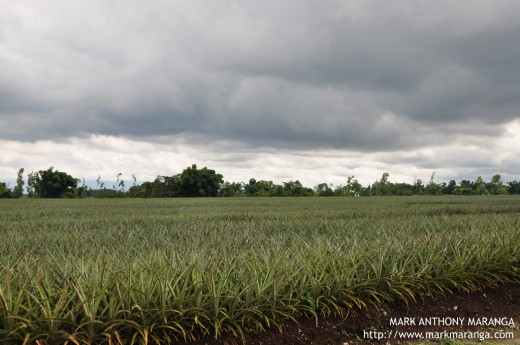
[0, 196, 519, 344]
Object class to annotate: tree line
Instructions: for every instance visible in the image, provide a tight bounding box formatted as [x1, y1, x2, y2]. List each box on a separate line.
[1, 166, 520, 199]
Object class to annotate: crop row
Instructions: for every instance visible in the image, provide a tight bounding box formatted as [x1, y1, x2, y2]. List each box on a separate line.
[1, 197, 519, 344]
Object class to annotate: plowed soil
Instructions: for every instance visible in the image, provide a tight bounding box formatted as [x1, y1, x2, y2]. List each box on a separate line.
[186, 283, 520, 344]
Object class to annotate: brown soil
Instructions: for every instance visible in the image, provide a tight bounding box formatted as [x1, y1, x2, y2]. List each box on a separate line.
[186, 283, 520, 344]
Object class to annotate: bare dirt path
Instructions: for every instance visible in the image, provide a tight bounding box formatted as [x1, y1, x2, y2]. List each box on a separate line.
[187, 283, 520, 344]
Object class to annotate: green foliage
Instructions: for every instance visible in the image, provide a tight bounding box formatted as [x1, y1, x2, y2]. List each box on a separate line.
[219, 181, 244, 197]
[424, 172, 441, 195]
[488, 174, 508, 195]
[154, 175, 181, 197]
[245, 179, 284, 196]
[474, 176, 487, 195]
[283, 180, 310, 196]
[27, 167, 78, 198]
[8, 166, 520, 200]
[508, 180, 520, 194]
[372, 172, 391, 196]
[315, 183, 334, 196]
[74, 178, 92, 198]
[444, 179, 457, 195]
[0, 196, 519, 343]
[12, 168, 24, 198]
[346, 176, 363, 196]
[178, 164, 223, 197]
[129, 166, 225, 198]
[0, 182, 11, 198]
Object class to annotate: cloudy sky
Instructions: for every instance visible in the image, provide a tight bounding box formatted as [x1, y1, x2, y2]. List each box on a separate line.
[1, 0, 519, 188]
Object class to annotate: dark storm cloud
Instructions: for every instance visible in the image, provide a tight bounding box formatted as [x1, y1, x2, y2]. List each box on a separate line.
[1, 0, 520, 151]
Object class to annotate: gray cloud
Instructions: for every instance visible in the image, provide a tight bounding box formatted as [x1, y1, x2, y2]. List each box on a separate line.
[1, 0, 520, 156]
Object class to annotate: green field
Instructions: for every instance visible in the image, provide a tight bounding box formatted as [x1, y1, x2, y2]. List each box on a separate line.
[1, 197, 519, 344]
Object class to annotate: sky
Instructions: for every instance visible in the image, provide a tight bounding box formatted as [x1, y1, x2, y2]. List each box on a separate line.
[1, 0, 520, 188]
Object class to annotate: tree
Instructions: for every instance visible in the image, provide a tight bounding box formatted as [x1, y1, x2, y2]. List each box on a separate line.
[444, 180, 457, 195]
[12, 168, 25, 198]
[178, 164, 223, 197]
[75, 178, 92, 198]
[283, 180, 309, 196]
[489, 174, 507, 195]
[373, 172, 390, 196]
[96, 175, 102, 189]
[0, 182, 11, 198]
[453, 180, 474, 195]
[425, 172, 441, 195]
[315, 183, 333, 196]
[346, 176, 362, 196]
[255, 180, 279, 196]
[507, 180, 520, 194]
[27, 171, 39, 198]
[140, 181, 154, 198]
[413, 178, 423, 195]
[390, 182, 414, 196]
[473, 176, 487, 195]
[149, 175, 181, 197]
[244, 178, 259, 196]
[29, 167, 78, 198]
[219, 181, 244, 197]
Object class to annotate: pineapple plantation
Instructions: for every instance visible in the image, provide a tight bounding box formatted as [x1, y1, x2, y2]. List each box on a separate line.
[1, 196, 519, 344]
